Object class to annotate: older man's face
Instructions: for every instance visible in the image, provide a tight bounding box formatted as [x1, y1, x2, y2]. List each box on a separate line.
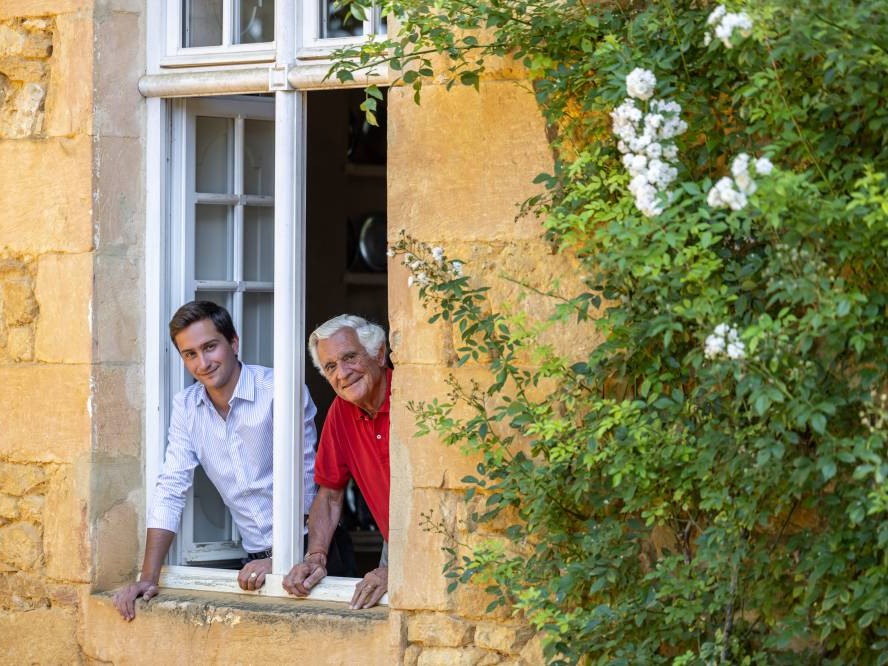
[317, 327, 386, 411]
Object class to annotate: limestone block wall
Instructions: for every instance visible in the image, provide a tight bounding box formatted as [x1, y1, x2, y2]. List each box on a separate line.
[0, 16, 52, 139]
[0, 2, 145, 662]
[387, 72, 588, 664]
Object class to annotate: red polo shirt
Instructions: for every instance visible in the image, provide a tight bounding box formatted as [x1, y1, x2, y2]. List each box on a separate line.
[315, 369, 391, 540]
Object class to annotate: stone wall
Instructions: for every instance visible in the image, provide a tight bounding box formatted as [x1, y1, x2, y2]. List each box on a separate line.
[0, 2, 145, 662]
[0, 6, 94, 662]
[387, 68, 587, 664]
[0, 16, 52, 139]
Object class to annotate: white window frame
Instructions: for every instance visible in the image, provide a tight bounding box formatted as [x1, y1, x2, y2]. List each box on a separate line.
[144, 0, 389, 604]
[156, 0, 385, 68]
[299, 0, 386, 57]
[170, 95, 277, 564]
[160, 1, 277, 68]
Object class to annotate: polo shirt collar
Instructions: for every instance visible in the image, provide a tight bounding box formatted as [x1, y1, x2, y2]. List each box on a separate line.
[353, 367, 392, 421]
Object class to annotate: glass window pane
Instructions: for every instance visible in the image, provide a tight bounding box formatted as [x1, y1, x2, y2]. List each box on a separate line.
[243, 119, 275, 196]
[183, 0, 223, 47]
[244, 206, 274, 282]
[193, 466, 231, 542]
[196, 116, 232, 194]
[238, 0, 274, 44]
[320, 0, 363, 38]
[195, 205, 232, 280]
[241, 292, 273, 367]
[194, 290, 233, 312]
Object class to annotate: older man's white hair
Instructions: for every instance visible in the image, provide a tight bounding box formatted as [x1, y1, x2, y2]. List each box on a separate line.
[308, 314, 387, 373]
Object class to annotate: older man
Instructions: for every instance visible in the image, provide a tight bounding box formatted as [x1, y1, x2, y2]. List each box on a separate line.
[113, 301, 319, 620]
[282, 314, 391, 609]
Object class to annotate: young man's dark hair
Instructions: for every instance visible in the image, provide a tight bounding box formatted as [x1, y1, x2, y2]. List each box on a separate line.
[168, 300, 237, 348]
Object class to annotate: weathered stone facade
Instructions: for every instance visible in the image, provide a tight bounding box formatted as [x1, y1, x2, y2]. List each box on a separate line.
[0, 5, 92, 662]
[385, 76, 570, 664]
[0, 1, 583, 664]
[0, 16, 51, 139]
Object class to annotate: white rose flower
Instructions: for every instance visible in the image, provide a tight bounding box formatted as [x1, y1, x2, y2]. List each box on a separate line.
[704, 335, 725, 359]
[709, 152, 774, 211]
[706, 5, 727, 26]
[726, 341, 747, 360]
[755, 157, 774, 174]
[706, 6, 753, 49]
[628, 133, 652, 153]
[626, 68, 657, 101]
[431, 246, 444, 263]
[628, 153, 648, 176]
[734, 171, 757, 195]
[645, 142, 663, 160]
[731, 153, 751, 178]
[644, 113, 664, 132]
[705, 323, 745, 360]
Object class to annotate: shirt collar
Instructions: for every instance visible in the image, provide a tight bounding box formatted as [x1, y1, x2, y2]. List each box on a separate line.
[354, 367, 392, 421]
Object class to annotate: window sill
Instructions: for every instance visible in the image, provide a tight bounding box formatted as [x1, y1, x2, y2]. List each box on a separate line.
[93, 587, 388, 628]
[159, 565, 389, 606]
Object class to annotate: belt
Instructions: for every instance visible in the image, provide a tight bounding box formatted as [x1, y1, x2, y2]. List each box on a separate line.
[246, 547, 273, 561]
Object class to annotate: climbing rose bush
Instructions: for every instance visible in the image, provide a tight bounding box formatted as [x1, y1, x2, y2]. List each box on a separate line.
[334, 0, 888, 663]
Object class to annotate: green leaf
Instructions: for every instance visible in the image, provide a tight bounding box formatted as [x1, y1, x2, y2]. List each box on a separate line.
[459, 71, 480, 89]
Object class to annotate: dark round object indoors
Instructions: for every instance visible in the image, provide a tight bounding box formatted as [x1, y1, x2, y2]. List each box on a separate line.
[358, 213, 387, 272]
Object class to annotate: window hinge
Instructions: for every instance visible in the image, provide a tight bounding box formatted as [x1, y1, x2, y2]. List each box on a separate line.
[269, 64, 293, 91]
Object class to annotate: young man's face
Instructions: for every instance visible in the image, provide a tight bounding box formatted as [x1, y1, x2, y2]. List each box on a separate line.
[317, 327, 386, 411]
[174, 318, 240, 395]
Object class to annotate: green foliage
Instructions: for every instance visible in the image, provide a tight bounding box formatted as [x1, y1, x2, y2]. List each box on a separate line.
[340, 1, 888, 663]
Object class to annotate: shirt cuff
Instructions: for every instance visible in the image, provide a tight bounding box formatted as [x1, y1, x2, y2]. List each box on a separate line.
[146, 507, 181, 534]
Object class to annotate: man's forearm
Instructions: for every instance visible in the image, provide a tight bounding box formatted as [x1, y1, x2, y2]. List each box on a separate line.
[306, 487, 344, 559]
[139, 528, 176, 584]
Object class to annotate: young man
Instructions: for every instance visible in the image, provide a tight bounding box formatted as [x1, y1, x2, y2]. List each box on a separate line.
[282, 314, 391, 609]
[113, 301, 319, 620]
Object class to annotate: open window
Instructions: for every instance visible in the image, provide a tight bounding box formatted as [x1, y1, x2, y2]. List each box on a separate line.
[162, 90, 387, 574]
[144, 0, 391, 599]
[167, 95, 277, 566]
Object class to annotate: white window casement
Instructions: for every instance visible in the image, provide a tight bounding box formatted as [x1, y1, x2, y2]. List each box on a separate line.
[143, 0, 389, 603]
[170, 95, 276, 566]
[156, 0, 386, 68]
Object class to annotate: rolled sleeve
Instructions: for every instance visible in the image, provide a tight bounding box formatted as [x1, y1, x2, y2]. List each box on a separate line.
[302, 385, 319, 513]
[147, 392, 199, 533]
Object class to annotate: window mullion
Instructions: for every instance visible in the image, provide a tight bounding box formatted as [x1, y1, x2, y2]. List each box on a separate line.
[232, 115, 246, 333]
[272, 92, 303, 576]
[222, 0, 233, 48]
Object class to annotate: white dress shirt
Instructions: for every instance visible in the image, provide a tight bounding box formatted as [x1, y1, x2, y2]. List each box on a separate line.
[147, 364, 317, 553]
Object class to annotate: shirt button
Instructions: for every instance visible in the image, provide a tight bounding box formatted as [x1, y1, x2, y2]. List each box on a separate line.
[376, 434, 382, 439]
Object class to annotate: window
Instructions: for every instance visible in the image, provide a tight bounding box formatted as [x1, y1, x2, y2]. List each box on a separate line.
[302, 0, 386, 51]
[144, 0, 389, 601]
[170, 96, 276, 565]
[155, 0, 385, 67]
[181, 0, 276, 48]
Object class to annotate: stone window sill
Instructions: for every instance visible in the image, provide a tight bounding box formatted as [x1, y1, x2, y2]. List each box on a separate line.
[92, 587, 389, 628]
